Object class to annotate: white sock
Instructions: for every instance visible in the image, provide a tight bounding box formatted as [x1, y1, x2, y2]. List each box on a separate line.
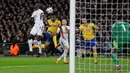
[38, 40, 42, 54]
[64, 49, 67, 61]
[116, 65, 120, 67]
[28, 39, 33, 52]
[58, 53, 64, 60]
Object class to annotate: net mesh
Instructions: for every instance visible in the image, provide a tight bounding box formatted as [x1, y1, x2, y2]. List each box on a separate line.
[75, 0, 130, 73]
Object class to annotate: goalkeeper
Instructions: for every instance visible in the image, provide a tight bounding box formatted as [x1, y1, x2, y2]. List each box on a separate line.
[78, 18, 99, 64]
[112, 20, 130, 70]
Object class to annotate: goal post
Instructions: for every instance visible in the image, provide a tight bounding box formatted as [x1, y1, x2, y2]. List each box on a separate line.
[69, 0, 76, 73]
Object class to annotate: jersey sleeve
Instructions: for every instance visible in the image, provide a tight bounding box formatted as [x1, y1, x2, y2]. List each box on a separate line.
[58, 21, 61, 26]
[67, 26, 70, 30]
[79, 25, 83, 31]
[57, 27, 60, 34]
[91, 23, 96, 28]
[112, 23, 116, 29]
[112, 23, 117, 40]
[40, 10, 44, 16]
[47, 20, 51, 25]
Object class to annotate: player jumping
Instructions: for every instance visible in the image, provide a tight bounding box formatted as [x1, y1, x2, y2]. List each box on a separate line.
[19, 4, 46, 57]
[42, 15, 65, 51]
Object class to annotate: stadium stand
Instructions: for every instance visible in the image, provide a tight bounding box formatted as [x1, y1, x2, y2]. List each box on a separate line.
[0, 0, 69, 43]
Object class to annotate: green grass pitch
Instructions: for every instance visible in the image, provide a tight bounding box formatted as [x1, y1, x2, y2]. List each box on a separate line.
[0, 56, 129, 73]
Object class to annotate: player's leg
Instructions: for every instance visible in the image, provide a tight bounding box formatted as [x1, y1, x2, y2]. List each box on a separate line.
[82, 40, 91, 58]
[91, 38, 97, 64]
[36, 35, 42, 57]
[112, 49, 121, 70]
[27, 34, 35, 55]
[28, 26, 37, 55]
[56, 39, 69, 64]
[56, 38, 64, 64]
[62, 40, 69, 64]
[53, 35, 60, 48]
[43, 32, 52, 48]
[92, 46, 97, 64]
[36, 25, 45, 57]
[112, 40, 121, 70]
[63, 48, 69, 64]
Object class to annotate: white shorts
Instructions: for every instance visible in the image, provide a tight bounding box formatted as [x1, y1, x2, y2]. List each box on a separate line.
[30, 24, 44, 36]
[59, 38, 69, 49]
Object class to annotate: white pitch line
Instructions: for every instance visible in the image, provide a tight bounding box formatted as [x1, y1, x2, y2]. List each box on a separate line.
[0, 64, 46, 68]
[0, 65, 31, 68]
[0, 64, 64, 69]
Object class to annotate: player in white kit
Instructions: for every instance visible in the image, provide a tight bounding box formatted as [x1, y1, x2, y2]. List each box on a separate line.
[19, 4, 46, 57]
[56, 19, 70, 64]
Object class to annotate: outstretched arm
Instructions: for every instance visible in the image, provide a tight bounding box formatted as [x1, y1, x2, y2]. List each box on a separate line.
[18, 17, 33, 24]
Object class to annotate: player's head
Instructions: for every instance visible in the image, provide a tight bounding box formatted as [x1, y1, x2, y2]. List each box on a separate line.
[34, 4, 40, 10]
[81, 18, 87, 24]
[62, 19, 67, 25]
[116, 15, 123, 22]
[51, 14, 57, 22]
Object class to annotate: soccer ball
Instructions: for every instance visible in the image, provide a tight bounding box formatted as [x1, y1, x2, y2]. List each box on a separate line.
[46, 7, 53, 14]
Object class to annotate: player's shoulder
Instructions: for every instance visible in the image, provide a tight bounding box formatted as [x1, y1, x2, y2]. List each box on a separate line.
[66, 25, 70, 28]
[79, 24, 84, 28]
[35, 9, 43, 13]
[55, 19, 61, 24]
[55, 19, 61, 22]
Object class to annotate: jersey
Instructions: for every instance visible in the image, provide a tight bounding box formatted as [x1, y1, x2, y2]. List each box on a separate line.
[79, 23, 96, 40]
[57, 26, 70, 40]
[31, 9, 44, 25]
[30, 9, 44, 36]
[112, 22, 130, 48]
[57, 26, 70, 49]
[47, 19, 61, 35]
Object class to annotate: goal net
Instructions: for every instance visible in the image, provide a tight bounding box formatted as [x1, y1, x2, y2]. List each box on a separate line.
[69, 0, 130, 73]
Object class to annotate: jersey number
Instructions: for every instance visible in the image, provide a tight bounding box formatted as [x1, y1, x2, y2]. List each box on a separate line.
[121, 24, 126, 32]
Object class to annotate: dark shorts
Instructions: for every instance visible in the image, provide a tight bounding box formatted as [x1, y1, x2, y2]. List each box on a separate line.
[45, 32, 52, 42]
[85, 38, 96, 50]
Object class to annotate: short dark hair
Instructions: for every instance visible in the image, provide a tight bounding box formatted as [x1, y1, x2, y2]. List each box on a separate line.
[34, 4, 40, 9]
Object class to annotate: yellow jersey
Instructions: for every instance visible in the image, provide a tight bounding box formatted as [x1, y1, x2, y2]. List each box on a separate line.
[79, 23, 96, 40]
[47, 19, 61, 35]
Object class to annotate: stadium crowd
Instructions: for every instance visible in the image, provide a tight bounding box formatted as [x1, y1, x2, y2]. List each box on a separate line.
[0, 0, 69, 43]
[0, 0, 130, 55]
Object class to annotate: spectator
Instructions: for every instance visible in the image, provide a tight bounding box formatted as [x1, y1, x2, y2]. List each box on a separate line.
[10, 42, 20, 56]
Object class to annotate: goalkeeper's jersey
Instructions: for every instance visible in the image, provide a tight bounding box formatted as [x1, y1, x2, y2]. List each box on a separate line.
[112, 22, 130, 47]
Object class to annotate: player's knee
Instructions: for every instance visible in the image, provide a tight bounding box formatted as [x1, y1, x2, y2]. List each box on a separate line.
[86, 50, 89, 54]
[36, 35, 42, 41]
[45, 41, 50, 48]
[92, 47, 97, 53]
